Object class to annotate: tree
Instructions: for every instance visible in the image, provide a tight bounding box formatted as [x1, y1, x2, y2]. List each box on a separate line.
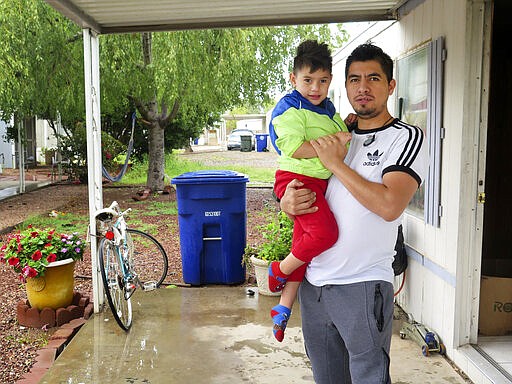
[0, 0, 84, 132]
[100, 26, 346, 191]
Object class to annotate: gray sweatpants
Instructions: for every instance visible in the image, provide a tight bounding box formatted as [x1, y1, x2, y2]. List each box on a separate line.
[298, 279, 394, 384]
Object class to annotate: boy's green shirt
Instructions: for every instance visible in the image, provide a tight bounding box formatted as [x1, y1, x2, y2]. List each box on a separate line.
[274, 106, 348, 179]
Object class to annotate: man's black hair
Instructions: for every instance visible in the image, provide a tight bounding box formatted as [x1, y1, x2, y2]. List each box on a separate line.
[293, 40, 332, 74]
[345, 43, 393, 83]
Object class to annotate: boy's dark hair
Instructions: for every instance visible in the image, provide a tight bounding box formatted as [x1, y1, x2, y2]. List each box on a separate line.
[293, 40, 332, 74]
[345, 43, 393, 83]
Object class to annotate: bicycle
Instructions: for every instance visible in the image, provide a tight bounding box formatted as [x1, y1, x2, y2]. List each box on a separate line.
[94, 201, 169, 331]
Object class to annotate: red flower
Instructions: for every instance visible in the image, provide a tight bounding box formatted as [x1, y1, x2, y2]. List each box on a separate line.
[22, 265, 38, 278]
[2, 226, 86, 279]
[8, 257, 20, 266]
[32, 250, 42, 261]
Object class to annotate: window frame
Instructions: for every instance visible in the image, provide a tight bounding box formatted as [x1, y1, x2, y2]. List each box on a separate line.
[396, 37, 445, 227]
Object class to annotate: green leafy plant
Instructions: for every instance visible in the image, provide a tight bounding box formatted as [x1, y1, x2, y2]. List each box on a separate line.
[0, 226, 86, 281]
[243, 210, 293, 266]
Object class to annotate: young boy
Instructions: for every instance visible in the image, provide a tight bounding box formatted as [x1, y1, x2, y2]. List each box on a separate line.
[268, 40, 350, 342]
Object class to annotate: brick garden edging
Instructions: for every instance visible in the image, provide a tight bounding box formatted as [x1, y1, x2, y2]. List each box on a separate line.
[15, 292, 94, 384]
[16, 291, 93, 328]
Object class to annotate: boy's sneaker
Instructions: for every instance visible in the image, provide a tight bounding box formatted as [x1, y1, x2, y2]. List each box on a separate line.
[268, 261, 288, 292]
[271, 304, 291, 342]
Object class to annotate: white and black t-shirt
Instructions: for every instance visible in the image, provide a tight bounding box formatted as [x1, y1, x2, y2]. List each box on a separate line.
[305, 119, 427, 286]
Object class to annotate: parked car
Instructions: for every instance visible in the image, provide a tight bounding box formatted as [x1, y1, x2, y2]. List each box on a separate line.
[227, 129, 256, 150]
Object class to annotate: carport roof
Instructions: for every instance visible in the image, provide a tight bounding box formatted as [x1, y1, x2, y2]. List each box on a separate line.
[44, 0, 413, 34]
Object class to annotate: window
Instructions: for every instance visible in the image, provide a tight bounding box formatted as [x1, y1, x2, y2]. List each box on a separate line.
[396, 37, 444, 227]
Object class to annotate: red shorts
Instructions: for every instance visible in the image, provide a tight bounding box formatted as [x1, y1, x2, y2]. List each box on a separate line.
[274, 170, 339, 282]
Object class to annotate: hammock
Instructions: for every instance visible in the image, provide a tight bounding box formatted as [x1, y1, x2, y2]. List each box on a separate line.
[102, 112, 136, 182]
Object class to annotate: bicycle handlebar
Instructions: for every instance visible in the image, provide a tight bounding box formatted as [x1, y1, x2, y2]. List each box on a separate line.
[95, 201, 132, 222]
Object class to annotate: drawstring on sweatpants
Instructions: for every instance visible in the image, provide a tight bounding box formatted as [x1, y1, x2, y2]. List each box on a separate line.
[317, 286, 323, 302]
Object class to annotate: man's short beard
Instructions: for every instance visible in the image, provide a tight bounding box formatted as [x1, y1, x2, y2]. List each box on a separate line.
[354, 107, 378, 119]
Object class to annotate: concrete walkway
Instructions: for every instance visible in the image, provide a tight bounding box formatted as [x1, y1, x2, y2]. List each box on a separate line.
[40, 286, 470, 384]
[0, 165, 58, 201]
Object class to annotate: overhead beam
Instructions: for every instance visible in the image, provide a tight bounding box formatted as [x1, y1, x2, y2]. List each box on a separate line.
[44, 0, 401, 34]
[46, 0, 102, 33]
[99, 12, 395, 34]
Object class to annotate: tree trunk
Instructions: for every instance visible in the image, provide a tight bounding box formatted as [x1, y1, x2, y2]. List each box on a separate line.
[134, 32, 181, 192]
[131, 95, 179, 192]
[146, 102, 165, 192]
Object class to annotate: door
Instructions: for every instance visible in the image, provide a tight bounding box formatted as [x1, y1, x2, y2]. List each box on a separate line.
[479, 0, 512, 324]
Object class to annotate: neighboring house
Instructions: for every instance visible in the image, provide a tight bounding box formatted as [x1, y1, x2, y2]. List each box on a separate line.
[235, 118, 265, 132]
[331, 2, 511, 383]
[0, 116, 59, 170]
[0, 118, 15, 169]
[35, 118, 59, 165]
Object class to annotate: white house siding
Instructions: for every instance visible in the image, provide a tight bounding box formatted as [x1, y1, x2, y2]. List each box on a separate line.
[397, 0, 470, 353]
[333, 1, 498, 380]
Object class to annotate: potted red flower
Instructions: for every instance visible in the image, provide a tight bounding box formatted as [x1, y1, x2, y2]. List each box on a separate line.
[0, 226, 86, 310]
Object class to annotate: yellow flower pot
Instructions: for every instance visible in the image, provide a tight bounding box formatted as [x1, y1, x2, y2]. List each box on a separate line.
[25, 258, 76, 310]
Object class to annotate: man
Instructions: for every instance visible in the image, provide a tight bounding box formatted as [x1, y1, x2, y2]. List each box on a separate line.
[279, 43, 427, 383]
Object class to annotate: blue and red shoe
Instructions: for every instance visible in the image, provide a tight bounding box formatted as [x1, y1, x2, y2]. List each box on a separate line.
[271, 304, 291, 342]
[268, 261, 288, 292]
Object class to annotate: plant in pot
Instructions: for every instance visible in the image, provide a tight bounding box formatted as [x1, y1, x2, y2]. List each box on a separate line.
[244, 210, 293, 296]
[0, 225, 86, 310]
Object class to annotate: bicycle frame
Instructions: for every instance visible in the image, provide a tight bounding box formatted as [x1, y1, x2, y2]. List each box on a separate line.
[96, 202, 139, 297]
[94, 200, 167, 331]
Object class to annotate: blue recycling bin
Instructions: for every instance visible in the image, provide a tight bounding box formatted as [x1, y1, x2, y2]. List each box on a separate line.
[256, 133, 269, 152]
[171, 170, 249, 285]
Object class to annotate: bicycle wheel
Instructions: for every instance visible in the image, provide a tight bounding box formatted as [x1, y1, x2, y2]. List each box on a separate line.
[126, 229, 169, 288]
[99, 238, 133, 331]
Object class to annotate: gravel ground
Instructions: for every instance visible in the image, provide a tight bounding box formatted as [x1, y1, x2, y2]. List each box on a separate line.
[0, 148, 278, 383]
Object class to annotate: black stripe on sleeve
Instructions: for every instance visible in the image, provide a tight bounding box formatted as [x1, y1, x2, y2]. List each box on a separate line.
[395, 122, 423, 168]
[383, 165, 422, 187]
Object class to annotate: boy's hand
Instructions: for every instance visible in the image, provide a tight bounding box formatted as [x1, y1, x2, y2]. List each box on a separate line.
[335, 131, 352, 145]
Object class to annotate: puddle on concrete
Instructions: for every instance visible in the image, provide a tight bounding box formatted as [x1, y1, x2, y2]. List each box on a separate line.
[40, 287, 313, 384]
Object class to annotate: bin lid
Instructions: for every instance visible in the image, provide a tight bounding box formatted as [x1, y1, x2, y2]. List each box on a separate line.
[171, 170, 249, 184]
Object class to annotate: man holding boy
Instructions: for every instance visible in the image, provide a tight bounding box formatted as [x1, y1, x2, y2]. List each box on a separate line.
[280, 43, 428, 383]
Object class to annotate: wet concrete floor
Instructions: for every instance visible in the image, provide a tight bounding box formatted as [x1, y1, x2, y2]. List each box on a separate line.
[40, 286, 469, 384]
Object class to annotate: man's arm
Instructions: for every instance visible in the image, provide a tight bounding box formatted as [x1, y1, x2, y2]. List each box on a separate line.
[311, 134, 419, 222]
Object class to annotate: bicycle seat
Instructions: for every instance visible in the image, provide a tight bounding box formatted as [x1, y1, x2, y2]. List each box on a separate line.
[95, 207, 117, 222]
